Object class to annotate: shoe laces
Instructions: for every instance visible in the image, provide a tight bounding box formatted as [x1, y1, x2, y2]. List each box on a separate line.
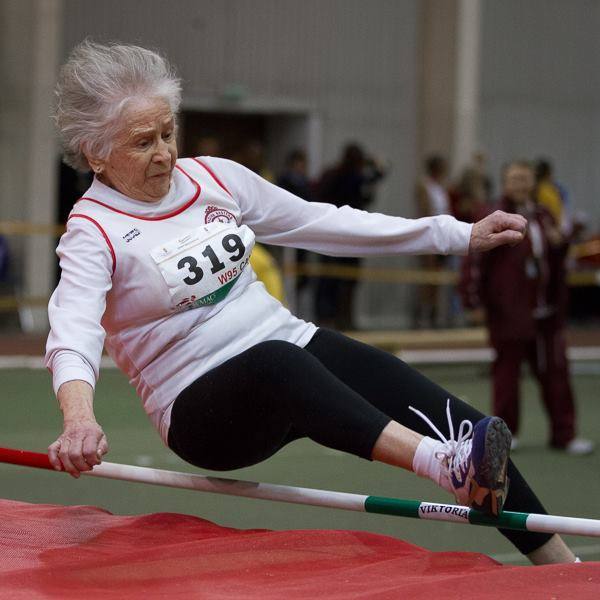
[409, 399, 474, 484]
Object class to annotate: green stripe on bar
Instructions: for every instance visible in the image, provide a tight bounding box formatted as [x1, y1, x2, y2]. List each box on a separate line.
[469, 509, 529, 531]
[365, 496, 531, 532]
[364, 496, 421, 518]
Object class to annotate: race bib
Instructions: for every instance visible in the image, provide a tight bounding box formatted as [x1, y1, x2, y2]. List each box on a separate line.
[150, 222, 254, 311]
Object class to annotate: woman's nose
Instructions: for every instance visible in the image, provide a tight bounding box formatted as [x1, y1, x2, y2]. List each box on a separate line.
[154, 139, 171, 161]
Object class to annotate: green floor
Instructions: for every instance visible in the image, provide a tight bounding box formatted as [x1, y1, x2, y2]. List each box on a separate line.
[1, 363, 599, 564]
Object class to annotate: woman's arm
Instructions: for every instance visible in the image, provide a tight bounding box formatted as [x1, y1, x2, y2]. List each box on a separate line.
[45, 218, 113, 475]
[205, 157, 471, 255]
[203, 158, 525, 256]
[48, 380, 108, 478]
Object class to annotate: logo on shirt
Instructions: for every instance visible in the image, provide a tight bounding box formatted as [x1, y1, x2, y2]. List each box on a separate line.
[205, 206, 235, 224]
[123, 228, 141, 242]
[175, 295, 197, 309]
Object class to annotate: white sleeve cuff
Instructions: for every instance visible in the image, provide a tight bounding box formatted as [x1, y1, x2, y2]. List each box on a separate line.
[437, 216, 473, 255]
[49, 351, 96, 396]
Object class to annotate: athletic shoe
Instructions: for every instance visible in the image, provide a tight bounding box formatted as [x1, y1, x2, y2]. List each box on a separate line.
[556, 438, 595, 456]
[410, 400, 511, 517]
[463, 416, 512, 515]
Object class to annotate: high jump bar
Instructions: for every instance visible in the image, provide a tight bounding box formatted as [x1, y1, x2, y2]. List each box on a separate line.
[1, 446, 599, 538]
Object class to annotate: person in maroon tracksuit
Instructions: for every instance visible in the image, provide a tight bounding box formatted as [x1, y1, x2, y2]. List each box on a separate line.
[460, 160, 593, 454]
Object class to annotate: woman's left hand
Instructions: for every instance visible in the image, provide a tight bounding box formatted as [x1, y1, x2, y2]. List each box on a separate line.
[48, 418, 109, 478]
[469, 210, 527, 253]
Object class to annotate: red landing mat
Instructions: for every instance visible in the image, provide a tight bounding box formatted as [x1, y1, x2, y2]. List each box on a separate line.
[0, 499, 598, 599]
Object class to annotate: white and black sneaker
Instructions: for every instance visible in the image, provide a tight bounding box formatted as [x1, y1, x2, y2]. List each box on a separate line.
[410, 400, 512, 517]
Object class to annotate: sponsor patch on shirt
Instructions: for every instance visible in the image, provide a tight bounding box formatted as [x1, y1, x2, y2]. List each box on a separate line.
[123, 228, 141, 242]
[205, 206, 235, 224]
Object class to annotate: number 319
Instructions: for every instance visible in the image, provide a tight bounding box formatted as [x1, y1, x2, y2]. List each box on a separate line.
[177, 234, 245, 285]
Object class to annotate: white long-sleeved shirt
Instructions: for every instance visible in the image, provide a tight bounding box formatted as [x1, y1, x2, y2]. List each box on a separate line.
[46, 157, 472, 443]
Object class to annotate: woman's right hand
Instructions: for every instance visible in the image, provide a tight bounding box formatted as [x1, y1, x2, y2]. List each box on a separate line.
[469, 210, 527, 253]
[48, 418, 109, 478]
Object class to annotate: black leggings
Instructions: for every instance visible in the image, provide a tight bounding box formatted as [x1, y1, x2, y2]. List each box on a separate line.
[168, 328, 552, 554]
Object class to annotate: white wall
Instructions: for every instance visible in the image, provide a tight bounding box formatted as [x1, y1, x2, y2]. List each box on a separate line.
[480, 0, 600, 226]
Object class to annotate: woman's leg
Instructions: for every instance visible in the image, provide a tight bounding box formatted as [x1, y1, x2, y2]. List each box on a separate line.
[305, 329, 574, 562]
[168, 333, 572, 562]
[168, 339, 393, 471]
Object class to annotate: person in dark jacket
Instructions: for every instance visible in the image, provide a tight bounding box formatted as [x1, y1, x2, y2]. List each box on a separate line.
[460, 160, 593, 455]
[277, 149, 315, 294]
[315, 143, 387, 329]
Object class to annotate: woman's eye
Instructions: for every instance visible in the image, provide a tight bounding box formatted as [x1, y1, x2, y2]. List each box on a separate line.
[163, 131, 174, 140]
[137, 139, 150, 149]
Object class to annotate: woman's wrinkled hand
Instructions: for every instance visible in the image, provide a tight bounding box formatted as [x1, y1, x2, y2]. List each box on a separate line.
[469, 210, 527, 253]
[48, 419, 109, 478]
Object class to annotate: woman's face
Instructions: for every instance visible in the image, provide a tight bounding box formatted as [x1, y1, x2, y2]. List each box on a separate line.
[503, 165, 534, 205]
[91, 98, 178, 202]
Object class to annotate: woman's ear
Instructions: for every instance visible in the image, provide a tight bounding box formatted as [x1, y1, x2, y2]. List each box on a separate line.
[84, 150, 105, 175]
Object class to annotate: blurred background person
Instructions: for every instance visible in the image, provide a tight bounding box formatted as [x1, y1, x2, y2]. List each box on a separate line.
[416, 154, 450, 218]
[460, 160, 594, 455]
[414, 154, 452, 329]
[234, 139, 275, 182]
[535, 158, 571, 236]
[0, 236, 9, 286]
[448, 153, 493, 327]
[450, 152, 492, 223]
[471, 151, 493, 202]
[277, 149, 313, 200]
[536, 158, 596, 327]
[195, 135, 223, 158]
[0, 235, 13, 329]
[234, 138, 282, 293]
[249, 243, 286, 303]
[277, 149, 315, 298]
[314, 143, 387, 330]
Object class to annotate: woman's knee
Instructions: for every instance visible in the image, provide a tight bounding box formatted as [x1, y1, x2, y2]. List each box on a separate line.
[247, 340, 315, 378]
[251, 339, 306, 358]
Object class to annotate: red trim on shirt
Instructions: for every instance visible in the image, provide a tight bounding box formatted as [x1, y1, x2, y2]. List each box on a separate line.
[69, 214, 117, 275]
[76, 165, 201, 221]
[193, 158, 233, 198]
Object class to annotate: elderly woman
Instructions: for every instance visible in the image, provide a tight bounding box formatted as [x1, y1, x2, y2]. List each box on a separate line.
[47, 41, 574, 565]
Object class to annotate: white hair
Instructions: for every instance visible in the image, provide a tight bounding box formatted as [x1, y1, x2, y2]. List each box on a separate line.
[54, 40, 182, 172]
